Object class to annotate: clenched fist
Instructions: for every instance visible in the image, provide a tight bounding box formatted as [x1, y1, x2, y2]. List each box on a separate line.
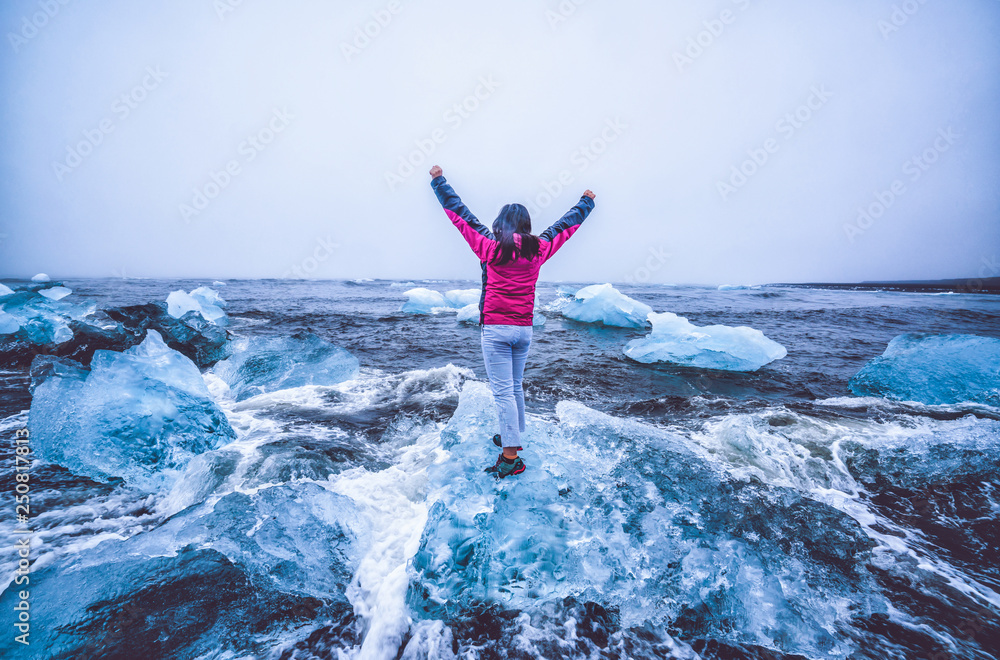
[583, 190, 595, 200]
[429, 165, 443, 178]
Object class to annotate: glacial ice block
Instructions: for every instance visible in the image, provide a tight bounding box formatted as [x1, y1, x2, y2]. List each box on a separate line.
[402, 288, 483, 314]
[212, 333, 360, 401]
[31, 272, 51, 282]
[0, 310, 19, 335]
[444, 289, 480, 307]
[28, 329, 236, 488]
[166, 286, 227, 325]
[560, 283, 653, 328]
[456, 304, 480, 325]
[849, 333, 1000, 406]
[401, 288, 448, 314]
[407, 381, 878, 659]
[0, 282, 14, 297]
[456, 301, 546, 326]
[0, 286, 93, 346]
[39, 285, 72, 301]
[624, 311, 787, 371]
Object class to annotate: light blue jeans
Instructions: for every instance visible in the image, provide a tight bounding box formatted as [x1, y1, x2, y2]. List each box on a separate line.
[481, 324, 533, 449]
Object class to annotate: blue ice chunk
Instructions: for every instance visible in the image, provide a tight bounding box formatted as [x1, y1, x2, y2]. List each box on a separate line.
[455, 301, 546, 326]
[849, 333, 1000, 406]
[0, 480, 368, 657]
[166, 286, 227, 325]
[444, 289, 480, 307]
[624, 311, 787, 371]
[31, 272, 51, 282]
[39, 285, 72, 301]
[456, 303, 480, 325]
[28, 329, 236, 488]
[0, 310, 19, 334]
[212, 333, 360, 401]
[402, 288, 481, 314]
[401, 287, 449, 313]
[560, 283, 653, 328]
[0, 286, 93, 345]
[0, 282, 14, 297]
[407, 382, 879, 658]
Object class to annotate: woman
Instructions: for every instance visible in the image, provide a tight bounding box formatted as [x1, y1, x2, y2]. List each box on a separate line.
[429, 164, 596, 479]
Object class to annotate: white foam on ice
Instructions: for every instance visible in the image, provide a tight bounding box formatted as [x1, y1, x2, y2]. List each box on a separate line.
[689, 405, 1000, 611]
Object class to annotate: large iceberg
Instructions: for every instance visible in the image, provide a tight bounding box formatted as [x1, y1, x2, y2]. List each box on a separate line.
[624, 311, 787, 371]
[31, 272, 51, 282]
[400, 381, 878, 658]
[212, 333, 360, 401]
[166, 286, 228, 325]
[559, 283, 653, 328]
[849, 333, 1000, 406]
[28, 330, 236, 488]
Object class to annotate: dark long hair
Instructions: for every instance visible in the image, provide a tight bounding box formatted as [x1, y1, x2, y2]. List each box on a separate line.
[491, 204, 540, 266]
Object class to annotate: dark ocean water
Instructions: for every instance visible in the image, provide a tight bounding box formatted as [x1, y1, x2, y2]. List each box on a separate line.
[0, 278, 998, 660]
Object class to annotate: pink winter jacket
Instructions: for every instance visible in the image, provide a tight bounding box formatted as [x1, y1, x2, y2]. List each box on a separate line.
[432, 175, 595, 326]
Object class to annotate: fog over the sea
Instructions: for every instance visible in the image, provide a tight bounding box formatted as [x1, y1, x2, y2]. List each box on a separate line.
[1, 0, 997, 284]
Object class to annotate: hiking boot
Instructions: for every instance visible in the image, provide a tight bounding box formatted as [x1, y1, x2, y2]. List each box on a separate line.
[490, 434, 521, 451]
[484, 453, 526, 479]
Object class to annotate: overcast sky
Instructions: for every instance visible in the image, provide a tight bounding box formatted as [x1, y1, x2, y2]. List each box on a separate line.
[1, 0, 997, 284]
